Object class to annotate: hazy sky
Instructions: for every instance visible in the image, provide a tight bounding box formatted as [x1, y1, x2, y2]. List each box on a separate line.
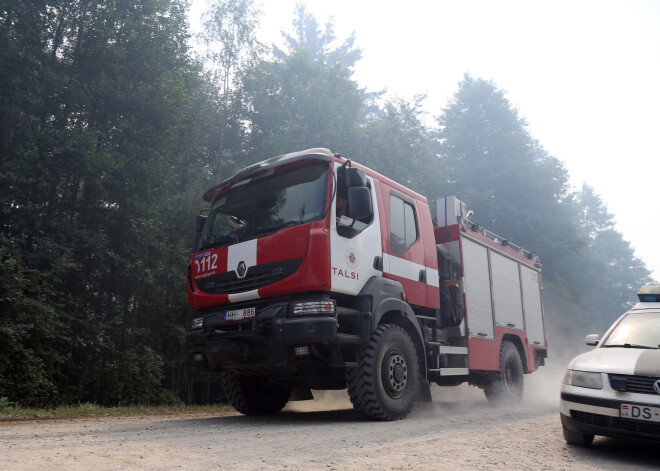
[194, 0, 660, 280]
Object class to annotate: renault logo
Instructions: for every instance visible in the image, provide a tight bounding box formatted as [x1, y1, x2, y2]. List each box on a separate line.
[654, 380, 660, 394]
[237, 261, 247, 278]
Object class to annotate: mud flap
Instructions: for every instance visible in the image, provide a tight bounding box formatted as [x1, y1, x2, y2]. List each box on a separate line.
[416, 379, 432, 402]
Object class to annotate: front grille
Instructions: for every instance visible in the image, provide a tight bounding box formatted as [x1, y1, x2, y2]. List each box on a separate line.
[613, 417, 660, 436]
[197, 258, 302, 294]
[609, 374, 660, 395]
[211, 271, 276, 294]
[571, 410, 610, 427]
[570, 410, 660, 437]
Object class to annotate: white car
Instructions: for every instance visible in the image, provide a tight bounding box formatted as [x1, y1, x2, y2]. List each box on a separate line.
[560, 285, 660, 445]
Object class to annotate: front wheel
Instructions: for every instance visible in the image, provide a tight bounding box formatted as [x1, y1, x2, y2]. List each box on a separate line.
[347, 324, 420, 421]
[484, 341, 524, 406]
[562, 419, 594, 446]
[222, 370, 291, 415]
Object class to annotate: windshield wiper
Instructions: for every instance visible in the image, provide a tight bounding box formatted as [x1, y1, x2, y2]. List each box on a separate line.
[602, 343, 659, 349]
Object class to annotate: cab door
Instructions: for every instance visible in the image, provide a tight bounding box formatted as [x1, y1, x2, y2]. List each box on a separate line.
[329, 163, 382, 295]
[381, 189, 433, 308]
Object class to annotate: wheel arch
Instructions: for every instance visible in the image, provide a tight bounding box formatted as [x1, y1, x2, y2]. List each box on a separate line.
[358, 277, 427, 379]
[501, 333, 528, 373]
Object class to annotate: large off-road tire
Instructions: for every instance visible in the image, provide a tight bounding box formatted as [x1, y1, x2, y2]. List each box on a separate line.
[347, 324, 420, 421]
[222, 370, 291, 415]
[484, 341, 524, 406]
[561, 418, 594, 446]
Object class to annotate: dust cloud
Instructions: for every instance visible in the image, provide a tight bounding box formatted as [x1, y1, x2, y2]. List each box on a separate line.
[282, 319, 594, 416]
[282, 354, 569, 416]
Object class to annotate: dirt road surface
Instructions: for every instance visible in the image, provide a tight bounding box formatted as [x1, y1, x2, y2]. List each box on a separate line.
[2, 376, 659, 470]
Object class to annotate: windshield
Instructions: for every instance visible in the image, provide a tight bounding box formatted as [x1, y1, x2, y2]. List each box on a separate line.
[602, 311, 660, 349]
[199, 162, 329, 250]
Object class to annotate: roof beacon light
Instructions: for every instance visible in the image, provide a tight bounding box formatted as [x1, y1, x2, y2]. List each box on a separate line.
[637, 285, 660, 303]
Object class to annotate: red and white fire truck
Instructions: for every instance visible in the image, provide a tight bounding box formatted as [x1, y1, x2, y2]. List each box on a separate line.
[186, 148, 547, 420]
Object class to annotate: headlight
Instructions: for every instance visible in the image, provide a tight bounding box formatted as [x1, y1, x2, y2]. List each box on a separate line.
[291, 300, 336, 316]
[563, 369, 603, 389]
[190, 317, 204, 329]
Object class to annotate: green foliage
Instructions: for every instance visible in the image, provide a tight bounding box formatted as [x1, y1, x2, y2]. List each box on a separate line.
[199, 0, 262, 178]
[231, 3, 369, 165]
[0, 3, 653, 407]
[274, 4, 361, 69]
[0, 0, 215, 406]
[201, 0, 262, 78]
[574, 185, 653, 327]
[434, 74, 652, 339]
[0, 238, 62, 406]
[436, 75, 581, 286]
[0, 403, 233, 419]
[355, 95, 442, 197]
[240, 47, 366, 163]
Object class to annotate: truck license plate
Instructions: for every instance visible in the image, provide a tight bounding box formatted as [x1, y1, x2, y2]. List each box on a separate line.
[620, 404, 660, 422]
[224, 307, 256, 321]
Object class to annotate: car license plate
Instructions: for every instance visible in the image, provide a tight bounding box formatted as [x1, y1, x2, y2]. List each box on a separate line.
[224, 307, 255, 321]
[620, 403, 660, 422]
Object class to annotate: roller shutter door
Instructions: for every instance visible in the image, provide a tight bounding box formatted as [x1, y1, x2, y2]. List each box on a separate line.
[490, 252, 524, 330]
[462, 238, 494, 339]
[521, 265, 545, 345]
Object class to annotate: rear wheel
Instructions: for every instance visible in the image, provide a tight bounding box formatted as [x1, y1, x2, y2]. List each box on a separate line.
[347, 324, 420, 421]
[222, 370, 291, 415]
[484, 341, 524, 406]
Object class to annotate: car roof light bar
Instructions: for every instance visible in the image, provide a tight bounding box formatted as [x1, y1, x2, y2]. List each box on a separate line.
[637, 285, 660, 302]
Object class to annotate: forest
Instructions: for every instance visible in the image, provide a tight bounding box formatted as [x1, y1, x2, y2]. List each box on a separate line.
[0, 0, 654, 407]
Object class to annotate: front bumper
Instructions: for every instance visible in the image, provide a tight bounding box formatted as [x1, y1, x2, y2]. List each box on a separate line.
[186, 298, 370, 372]
[560, 389, 660, 442]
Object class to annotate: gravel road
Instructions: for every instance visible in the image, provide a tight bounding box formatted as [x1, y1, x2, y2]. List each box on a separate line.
[2, 375, 659, 471]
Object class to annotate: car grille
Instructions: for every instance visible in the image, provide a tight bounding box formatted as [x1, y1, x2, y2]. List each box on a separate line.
[196, 258, 302, 294]
[570, 410, 660, 437]
[570, 410, 610, 427]
[209, 271, 276, 294]
[609, 374, 660, 395]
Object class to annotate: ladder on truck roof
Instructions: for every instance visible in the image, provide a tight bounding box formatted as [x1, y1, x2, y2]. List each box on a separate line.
[460, 219, 541, 268]
[437, 195, 541, 268]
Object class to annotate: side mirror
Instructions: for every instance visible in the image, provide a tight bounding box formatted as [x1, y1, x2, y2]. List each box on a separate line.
[585, 334, 600, 346]
[347, 167, 367, 187]
[347, 186, 372, 220]
[193, 214, 208, 252]
[196, 214, 207, 233]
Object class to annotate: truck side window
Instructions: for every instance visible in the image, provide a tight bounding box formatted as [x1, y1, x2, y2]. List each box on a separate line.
[390, 194, 418, 254]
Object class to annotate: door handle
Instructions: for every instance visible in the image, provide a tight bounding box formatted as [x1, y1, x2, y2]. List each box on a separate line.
[373, 256, 383, 271]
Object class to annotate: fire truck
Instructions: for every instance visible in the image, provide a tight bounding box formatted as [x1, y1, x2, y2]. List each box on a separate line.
[186, 148, 547, 420]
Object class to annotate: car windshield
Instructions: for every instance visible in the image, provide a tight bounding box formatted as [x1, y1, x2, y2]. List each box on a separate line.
[602, 311, 660, 349]
[199, 161, 329, 251]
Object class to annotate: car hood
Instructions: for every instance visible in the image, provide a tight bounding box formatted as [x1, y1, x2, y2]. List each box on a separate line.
[568, 348, 660, 376]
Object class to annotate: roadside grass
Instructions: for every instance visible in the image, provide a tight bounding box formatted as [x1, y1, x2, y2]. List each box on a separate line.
[0, 403, 233, 421]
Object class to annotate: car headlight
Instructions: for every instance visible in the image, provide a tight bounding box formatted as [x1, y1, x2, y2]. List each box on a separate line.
[190, 317, 204, 329]
[563, 369, 603, 389]
[291, 300, 336, 316]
